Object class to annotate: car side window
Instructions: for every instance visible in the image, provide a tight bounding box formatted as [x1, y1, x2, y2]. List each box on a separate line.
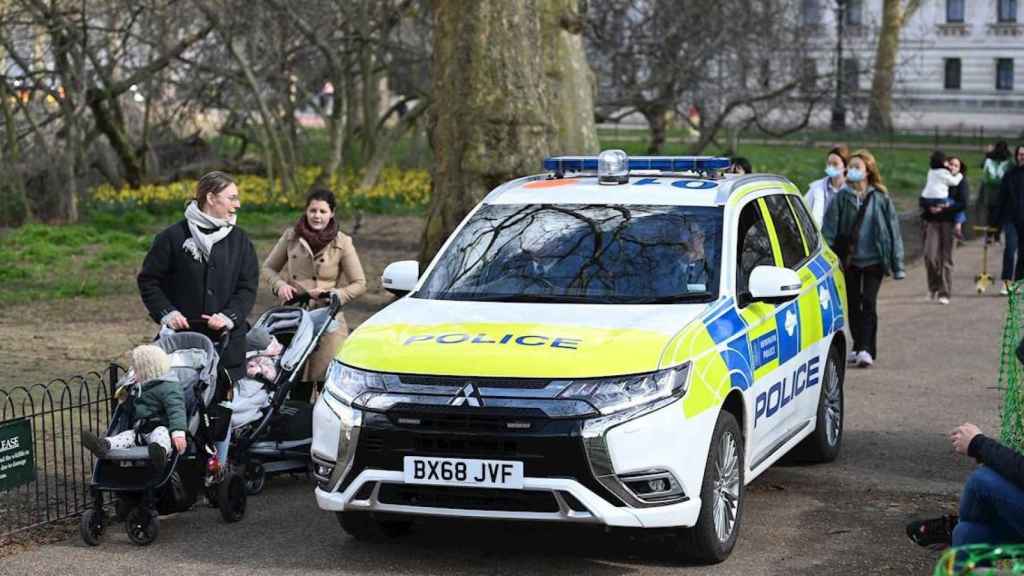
[736, 200, 774, 299]
[787, 195, 821, 255]
[763, 194, 808, 269]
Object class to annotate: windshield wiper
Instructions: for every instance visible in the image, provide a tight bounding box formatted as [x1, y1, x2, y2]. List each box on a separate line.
[437, 293, 621, 304]
[621, 293, 715, 304]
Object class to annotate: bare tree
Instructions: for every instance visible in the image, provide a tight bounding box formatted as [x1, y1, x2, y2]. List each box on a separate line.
[586, 0, 825, 154]
[866, 0, 922, 132]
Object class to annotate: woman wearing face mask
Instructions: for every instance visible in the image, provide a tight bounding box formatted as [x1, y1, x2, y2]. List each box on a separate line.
[822, 149, 906, 368]
[138, 171, 260, 396]
[805, 145, 849, 227]
[262, 188, 367, 401]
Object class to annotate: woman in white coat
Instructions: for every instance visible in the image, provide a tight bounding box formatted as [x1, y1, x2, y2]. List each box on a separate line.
[805, 145, 849, 227]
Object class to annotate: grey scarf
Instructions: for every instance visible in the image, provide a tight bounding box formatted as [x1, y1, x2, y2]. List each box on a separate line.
[183, 201, 236, 262]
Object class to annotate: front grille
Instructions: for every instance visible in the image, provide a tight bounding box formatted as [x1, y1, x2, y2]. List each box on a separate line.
[377, 483, 560, 512]
[387, 408, 542, 433]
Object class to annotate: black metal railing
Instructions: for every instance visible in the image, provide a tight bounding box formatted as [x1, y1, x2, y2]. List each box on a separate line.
[0, 364, 122, 536]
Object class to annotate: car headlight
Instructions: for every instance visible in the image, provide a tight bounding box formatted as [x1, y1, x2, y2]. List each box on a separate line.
[324, 362, 387, 406]
[558, 363, 691, 415]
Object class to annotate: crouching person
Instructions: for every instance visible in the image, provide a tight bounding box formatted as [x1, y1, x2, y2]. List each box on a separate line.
[81, 344, 188, 469]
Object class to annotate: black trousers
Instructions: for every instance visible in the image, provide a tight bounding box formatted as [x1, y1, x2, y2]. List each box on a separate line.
[845, 265, 884, 358]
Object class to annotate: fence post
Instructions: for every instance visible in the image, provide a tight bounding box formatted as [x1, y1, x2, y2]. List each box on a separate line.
[107, 363, 120, 413]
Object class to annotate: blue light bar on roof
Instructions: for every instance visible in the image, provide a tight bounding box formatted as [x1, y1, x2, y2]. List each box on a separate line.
[543, 155, 731, 174]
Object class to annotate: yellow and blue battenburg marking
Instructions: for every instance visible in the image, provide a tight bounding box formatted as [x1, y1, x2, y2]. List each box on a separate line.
[701, 297, 753, 391]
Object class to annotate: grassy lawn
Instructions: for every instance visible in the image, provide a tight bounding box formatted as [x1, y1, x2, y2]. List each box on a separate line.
[0, 209, 303, 307]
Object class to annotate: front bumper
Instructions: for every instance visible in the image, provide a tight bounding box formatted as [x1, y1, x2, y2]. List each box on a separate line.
[312, 394, 712, 529]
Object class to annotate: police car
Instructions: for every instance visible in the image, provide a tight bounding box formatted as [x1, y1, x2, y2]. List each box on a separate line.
[311, 150, 848, 562]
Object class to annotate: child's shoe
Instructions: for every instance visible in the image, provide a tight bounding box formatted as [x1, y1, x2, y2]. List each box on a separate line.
[81, 431, 110, 458]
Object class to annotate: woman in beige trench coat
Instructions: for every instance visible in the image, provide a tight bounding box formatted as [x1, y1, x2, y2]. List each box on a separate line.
[262, 189, 366, 401]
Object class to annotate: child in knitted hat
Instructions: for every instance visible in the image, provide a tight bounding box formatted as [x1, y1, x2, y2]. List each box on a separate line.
[81, 344, 188, 469]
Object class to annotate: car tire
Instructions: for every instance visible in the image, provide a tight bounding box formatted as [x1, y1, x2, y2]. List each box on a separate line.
[793, 344, 844, 463]
[673, 410, 744, 564]
[336, 511, 413, 540]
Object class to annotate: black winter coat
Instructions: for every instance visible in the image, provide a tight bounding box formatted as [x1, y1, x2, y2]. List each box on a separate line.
[138, 220, 259, 370]
[968, 434, 1024, 489]
[998, 165, 1024, 226]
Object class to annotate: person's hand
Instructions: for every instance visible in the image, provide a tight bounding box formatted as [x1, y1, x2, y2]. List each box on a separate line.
[203, 314, 228, 332]
[172, 435, 187, 454]
[950, 422, 982, 455]
[929, 205, 943, 214]
[277, 284, 297, 303]
[166, 311, 189, 330]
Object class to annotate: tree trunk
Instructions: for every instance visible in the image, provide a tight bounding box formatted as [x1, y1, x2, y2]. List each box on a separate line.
[419, 0, 556, 266]
[0, 76, 30, 226]
[644, 108, 669, 155]
[867, 0, 921, 133]
[88, 94, 145, 188]
[541, 0, 599, 154]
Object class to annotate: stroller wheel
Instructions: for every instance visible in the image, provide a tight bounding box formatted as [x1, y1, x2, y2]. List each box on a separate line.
[125, 507, 159, 546]
[218, 471, 247, 523]
[79, 508, 104, 546]
[245, 463, 266, 495]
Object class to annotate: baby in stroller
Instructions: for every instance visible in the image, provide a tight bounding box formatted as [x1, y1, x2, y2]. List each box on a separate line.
[81, 345, 186, 468]
[230, 327, 283, 429]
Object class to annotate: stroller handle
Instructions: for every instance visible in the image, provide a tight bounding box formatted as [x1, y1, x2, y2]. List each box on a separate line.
[284, 291, 343, 313]
[179, 317, 231, 349]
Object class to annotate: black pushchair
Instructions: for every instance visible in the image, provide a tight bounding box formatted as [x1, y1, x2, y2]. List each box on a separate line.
[80, 331, 247, 547]
[230, 292, 342, 495]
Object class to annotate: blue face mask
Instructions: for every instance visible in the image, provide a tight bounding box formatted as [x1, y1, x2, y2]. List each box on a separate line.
[846, 168, 865, 183]
[825, 166, 842, 178]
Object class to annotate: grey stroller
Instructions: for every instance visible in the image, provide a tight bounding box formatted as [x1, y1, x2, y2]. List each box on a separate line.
[81, 332, 247, 546]
[231, 292, 342, 494]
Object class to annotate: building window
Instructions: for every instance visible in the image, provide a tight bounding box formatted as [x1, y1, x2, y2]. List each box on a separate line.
[997, 58, 1015, 90]
[846, 0, 864, 26]
[843, 58, 860, 92]
[945, 58, 962, 90]
[946, 0, 965, 22]
[999, 0, 1018, 22]
[802, 0, 822, 25]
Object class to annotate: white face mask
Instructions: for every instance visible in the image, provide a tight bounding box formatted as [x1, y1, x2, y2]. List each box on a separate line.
[846, 169, 865, 183]
[825, 166, 842, 178]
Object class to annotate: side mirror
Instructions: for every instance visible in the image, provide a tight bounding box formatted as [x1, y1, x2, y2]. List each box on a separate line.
[748, 265, 802, 304]
[381, 260, 419, 297]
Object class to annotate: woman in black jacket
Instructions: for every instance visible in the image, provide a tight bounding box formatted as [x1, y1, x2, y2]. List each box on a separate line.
[137, 171, 259, 394]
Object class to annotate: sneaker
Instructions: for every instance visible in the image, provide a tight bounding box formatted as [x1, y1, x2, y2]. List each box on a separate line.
[81, 431, 110, 458]
[148, 444, 167, 474]
[906, 515, 958, 549]
[847, 351, 859, 365]
[938, 296, 950, 305]
[856, 350, 874, 367]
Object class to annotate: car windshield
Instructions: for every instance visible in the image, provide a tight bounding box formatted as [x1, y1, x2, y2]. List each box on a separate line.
[415, 203, 723, 304]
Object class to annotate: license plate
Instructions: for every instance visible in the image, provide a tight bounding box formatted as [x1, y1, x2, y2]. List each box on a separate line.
[403, 456, 524, 489]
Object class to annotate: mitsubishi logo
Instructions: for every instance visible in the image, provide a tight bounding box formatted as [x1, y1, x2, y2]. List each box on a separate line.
[450, 383, 483, 407]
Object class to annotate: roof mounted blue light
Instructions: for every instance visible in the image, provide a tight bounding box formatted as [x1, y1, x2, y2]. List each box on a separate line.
[543, 152, 731, 176]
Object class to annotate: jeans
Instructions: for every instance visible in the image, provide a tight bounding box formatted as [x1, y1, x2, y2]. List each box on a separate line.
[953, 467, 1024, 547]
[923, 220, 955, 298]
[845, 265, 883, 358]
[1003, 222, 1019, 281]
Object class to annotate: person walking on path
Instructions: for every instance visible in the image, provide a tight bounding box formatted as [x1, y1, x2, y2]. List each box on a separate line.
[262, 188, 367, 402]
[998, 145, 1024, 292]
[983, 141, 1012, 245]
[805, 145, 849, 227]
[920, 153, 966, 304]
[138, 171, 260, 397]
[822, 149, 906, 368]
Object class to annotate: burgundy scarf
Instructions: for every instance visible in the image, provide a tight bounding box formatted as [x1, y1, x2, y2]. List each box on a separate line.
[295, 215, 338, 255]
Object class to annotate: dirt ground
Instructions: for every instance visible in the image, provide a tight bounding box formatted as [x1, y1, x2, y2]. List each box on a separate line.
[0, 219, 1009, 575]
